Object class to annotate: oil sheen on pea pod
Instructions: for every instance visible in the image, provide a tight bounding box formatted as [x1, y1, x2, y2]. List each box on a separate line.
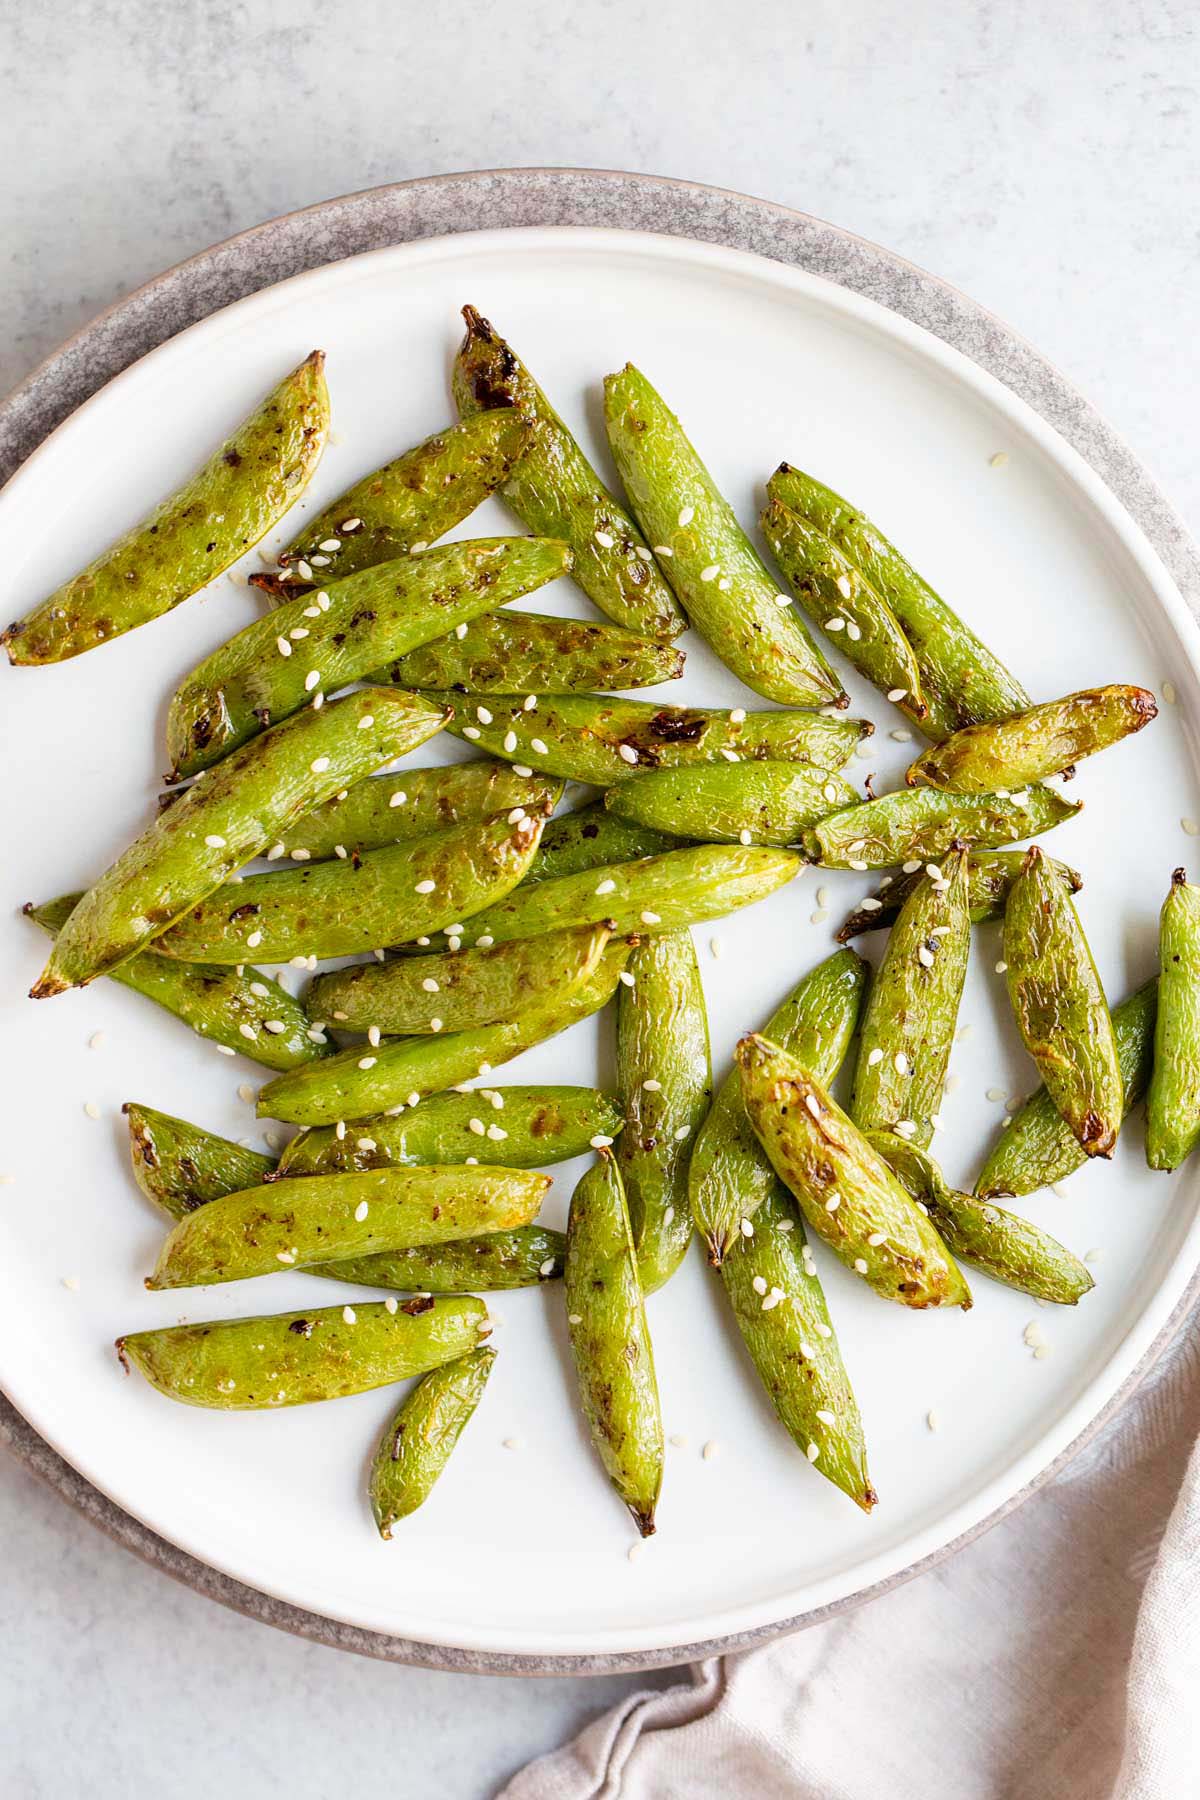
[125, 1103, 275, 1220]
[736, 1034, 971, 1309]
[617, 933, 712, 1295]
[565, 1152, 663, 1535]
[156, 807, 548, 964]
[116, 1296, 489, 1411]
[377, 610, 685, 694]
[905, 685, 1158, 793]
[1003, 846, 1123, 1159]
[527, 804, 686, 884]
[167, 536, 571, 778]
[370, 1347, 497, 1536]
[836, 849, 1083, 941]
[33, 689, 444, 997]
[258, 945, 631, 1126]
[25, 895, 331, 1071]
[870, 1133, 1094, 1305]
[1146, 872, 1200, 1171]
[273, 762, 561, 863]
[689, 949, 869, 1264]
[975, 980, 1158, 1198]
[420, 690, 869, 787]
[453, 307, 685, 640]
[849, 848, 971, 1148]
[3, 352, 329, 666]
[803, 783, 1082, 871]
[603, 364, 845, 707]
[311, 1228, 566, 1294]
[719, 1187, 876, 1509]
[604, 761, 858, 847]
[766, 463, 1030, 740]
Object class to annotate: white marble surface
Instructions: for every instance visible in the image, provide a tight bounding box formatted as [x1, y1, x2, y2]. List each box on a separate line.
[1, 2, 1197, 1794]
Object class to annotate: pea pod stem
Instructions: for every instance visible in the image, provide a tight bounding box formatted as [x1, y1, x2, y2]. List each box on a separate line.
[1146, 871, 1200, 1170]
[370, 1348, 497, 1535]
[905, 685, 1157, 792]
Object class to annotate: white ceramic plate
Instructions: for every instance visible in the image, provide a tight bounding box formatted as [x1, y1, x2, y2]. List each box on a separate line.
[1, 227, 1197, 1660]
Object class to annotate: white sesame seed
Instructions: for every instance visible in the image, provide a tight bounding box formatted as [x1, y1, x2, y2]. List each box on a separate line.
[775, 592, 793, 607]
[640, 910, 661, 925]
[215, 1044, 236, 1056]
[502, 731, 519, 754]
[538, 1257, 556, 1277]
[848, 859, 869, 872]
[276, 636, 292, 657]
[853, 1257, 869, 1274]
[867, 1047, 884, 1067]
[890, 728, 912, 742]
[740, 1217, 754, 1237]
[246, 930, 263, 947]
[816, 1321, 832, 1339]
[523, 695, 538, 712]
[887, 688, 907, 703]
[989, 451, 1009, 468]
[804, 1094, 821, 1119]
[276, 1250, 296, 1264]
[720, 748, 740, 763]
[700, 564, 720, 583]
[867, 1231, 886, 1248]
[477, 935, 494, 949]
[635, 544, 653, 562]
[702, 1440, 719, 1461]
[290, 627, 309, 641]
[364, 1025, 381, 1048]
[502, 1437, 522, 1451]
[358, 1056, 377, 1070]
[995, 960, 1008, 974]
[507, 807, 526, 825]
[810, 909, 828, 925]
[1162, 680, 1177, 705]
[617, 744, 639, 766]
[415, 879, 436, 894]
[825, 616, 846, 633]
[463, 726, 481, 740]
[82, 1100, 101, 1120]
[454, 622, 468, 640]
[475, 706, 493, 725]
[342, 1306, 357, 1324]
[595, 878, 617, 896]
[752, 1275, 768, 1296]
[357, 714, 374, 731]
[594, 529, 615, 548]
[894, 1051, 910, 1075]
[918, 946, 935, 968]
[485, 1122, 506, 1141]
[204, 834, 227, 850]
[642, 1079, 662, 1092]
[710, 937, 724, 959]
[530, 738, 549, 756]
[266, 843, 286, 861]
[674, 1124, 690, 1142]
[263, 1020, 286, 1035]
[1184, 819, 1200, 836]
[590, 1134, 614, 1149]
[824, 1194, 840, 1213]
[304, 669, 321, 693]
[290, 848, 311, 861]
[383, 1295, 398, 1315]
[678, 506, 695, 527]
[296, 561, 314, 581]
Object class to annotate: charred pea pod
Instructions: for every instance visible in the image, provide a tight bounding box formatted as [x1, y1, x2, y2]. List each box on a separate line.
[1147, 871, 1200, 1170]
[527, 804, 686, 883]
[803, 783, 1081, 871]
[370, 1347, 497, 1536]
[376, 610, 684, 694]
[905, 685, 1157, 792]
[125, 1103, 274, 1219]
[311, 1230, 565, 1294]
[836, 849, 1083, 941]
[603, 761, 859, 847]
[3, 353, 329, 666]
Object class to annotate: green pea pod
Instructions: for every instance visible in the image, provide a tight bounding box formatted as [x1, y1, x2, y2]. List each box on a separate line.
[565, 1152, 663, 1535]
[527, 804, 686, 883]
[125, 1102, 274, 1219]
[975, 981, 1157, 1198]
[604, 365, 844, 707]
[156, 808, 547, 964]
[736, 1034, 970, 1308]
[804, 783, 1081, 870]
[719, 1187, 875, 1509]
[421, 690, 869, 787]
[1147, 872, 1200, 1170]
[871, 1133, 1094, 1304]
[835, 850, 1083, 941]
[147, 1165, 551, 1290]
[604, 762, 858, 847]
[689, 949, 869, 1264]
[33, 689, 445, 997]
[617, 933, 711, 1295]
[26, 896, 330, 1071]
[849, 849, 971, 1147]
[767, 463, 1029, 739]
[376, 610, 684, 694]
[3, 353, 329, 666]
[272, 762, 561, 864]
[117, 1296, 489, 1410]
[370, 1347, 497, 1536]
[168, 537, 571, 777]
[760, 494, 927, 726]
[1003, 846, 1122, 1158]
[307, 922, 612, 1036]
[258, 945, 630, 1125]
[453, 308, 684, 640]
[315, 1230, 565, 1293]
[906, 685, 1157, 792]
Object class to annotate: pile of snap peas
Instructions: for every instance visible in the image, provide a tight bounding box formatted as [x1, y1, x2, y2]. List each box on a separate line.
[9, 308, 1187, 1545]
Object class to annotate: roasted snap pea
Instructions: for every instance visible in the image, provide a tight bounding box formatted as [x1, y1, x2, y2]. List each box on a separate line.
[168, 537, 571, 777]
[604, 761, 858, 847]
[737, 1035, 970, 1308]
[26, 895, 330, 1070]
[871, 1133, 1094, 1304]
[803, 783, 1081, 870]
[125, 1102, 274, 1219]
[527, 804, 686, 883]
[604, 365, 844, 706]
[453, 307, 684, 640]
[3, 353, 329, 666]
[767, 463, 1029, 739]
[906, 685, 1157, 792]
[117, 1296, 489, 1410]
[313, 1230, 566, 1294]
[377, 610, 684, 694]
[836, 849, 1083, 941]
[617, 932, 711, 1294]
[565, 1152, 663, 1535]
[689, 949, 869, 1264]
[147, 1165, 551, 1289]
[719, 1187, 875, 1509]
[422, 691, 869, 787]
[33, 689, 443, 996]
[849, 850, 971, 1147]
[156, 809, 547, 964]
[1146, 872, 1200, 1170]
[370, 1347, 496, 1536]
[1003, 846, 1122, 1159]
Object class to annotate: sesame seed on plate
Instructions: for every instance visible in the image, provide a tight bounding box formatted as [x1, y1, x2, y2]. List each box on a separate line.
[238, 1023, 257, 1042]
[539, 1257, 556, 1277]
[204, 834, 227, 849]
[702, 1440, 719, 1461]
[1184, 819, 1200, 836]
[310, 756, 330, 774]
[995, 960, 1008, 974]
[775, 592, 792, 607]
[894, 1052, 909, 1074]
[83, 1100, 101, 1120]
[810, 909, 828, 924]
[215, 1044, 236, 1056]
[720, 748, 739, 763]
[503, 731, 518, 753]
[289, 627, 309, 642]
[989, 451, 1008, 468]
[507, 807, 526, 825]
[389, 791, 407, 808]
[848, 859, 868, 872]
[1162, 680, 1177, 705]
[357, 714, 374, 730]
[367, 1025, 381, 1047]
[710, 937, 724, 959]
[305, 670, 321, 692]
[752, 1275, 768, 1295]
[674, 1125, 690, 1142]
[654, 544, 673, 557]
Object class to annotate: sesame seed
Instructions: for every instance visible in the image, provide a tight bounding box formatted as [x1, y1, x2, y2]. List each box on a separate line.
[890, 728, 912, 742]
[700, 564, 720, 582]
[806, 1441, 820, 1463]
[507, 807, 526, 825]
[530, 738, 549, 756]
[215, 1044, 236, 1056]
[887, 688, 907, 703]
[640, 910, 661, 925]
[643, 1078, 662, 1091]
[238, 1023, 258, 1042]
[824, 1194, 840, 1212]
[590, 1134, 614, 1149]
[353, 1199, 370, 1222]
[1184, 819, 1200, 836]
[409, 541, 428, 555]
[995, 960, 1008, 974]
[342, 518, 362, 533]
[304, 669, 321, 693]
[825, 616, 846, 632]
[502, 1437, 522, 1451]
[463, 726, 481, 740]
[342, 1306, 357, 1324]
[853, 1257, 869, 1274]
[82, 1100, 101, 1121]
[290, 848, 311, 861]
[276, 1250, 296, 1264]
[752, 1275, 768, 1295]
[594, 529, 615, 548]
[918, 947, 935, 968]
[290, 627, 309, 641]
[846, 621, 862, 641]
[635, 544, 653, 561]
[276, 636, 292, 657]
[775, 592, 793, 607]
[484, 1122, 505, 1141]
[477, 935, 494, 949]
[266, 843, 285, 861]
[358, 1056, 377, 1070]
[306, 1027, 327, 1044]
[595, 878, 617, 895]
[867, 1231, 886, 1247]
[848, 859, 868, 872]
[501, 731, 519, 754]
[702, 1440, 719, 1460]
[804, 1094, 821, 1119]
[310, 756, 332, 776]
[893, 1120, 917, 1138]
[246, 930, 263, 947]
[454, 623, 468, 640]
[740, 1217, 754, 1237]
[523, 695, 538, 712]
[720, 748, 739, 763]
[476, 706, 493, 725]
[1163, 680, 1177, 705]
[674, 1124, 690, 1142]
[894, 1051, 910, 1074]
[333, 844, 348, 860]
[678, 506, 695, 527]
[407, 1092, 421, 1107]
[930, 1111, 945, 1131]
[859, 896, 883, 913]
[777, 1219, 795, 1233]
[710, 937, 724, 959]
[263, 1020, 286, 1034]
[810, 909, 828, 925]
[415, 879, 436, 894]
[318, 538, 341, 552]
[816, 1321, 832, 1339]
[989, 451, 1009, 468]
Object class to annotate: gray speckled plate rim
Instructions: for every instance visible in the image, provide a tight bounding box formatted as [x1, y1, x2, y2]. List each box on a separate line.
[2, 167, 1198, 1679]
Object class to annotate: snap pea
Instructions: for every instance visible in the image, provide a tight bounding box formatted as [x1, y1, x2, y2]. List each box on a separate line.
[1146, 872, 1200, 1170]
[565, 1152, 663, 1535]
[767, 463, 1029, 739]
[604, 761, 859, 847]
[117, 1296, 489, 1410]
[803, 783, 1081, 870]
[689, 949, 869, 1264]
[604, 365, 845, 707]
[527, 804, 686, 883]
[32, 689, 443, 996]
[3, 353, 329, 665]
[376, 610, 684, 694]
[453, 307, 684, 640]
[168, 537, 571, 777]
[370, 1347, 497, 1536]
[835, 850, 1083, 941]
[421, 691, 868, 787]
[719, 1187, 875, 1510]
[849, 849, 971, 1147]
[258, 945, 630, 1125]
[125, 1102, 274, 1219]
[617, 932, 711, 1295]
[269, 762, 561, 864]
[156, 808, 547, 964]
[737, 1035, 970, 1308]
[905, 685, 1157, 792]
[26, 895, 330, 1071]
[871, 1133, 1094, 1304]
[1003, 846, 1122, 1159]
[147, 1165, 550, 1290]
[313, 1230, 565, 1294]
